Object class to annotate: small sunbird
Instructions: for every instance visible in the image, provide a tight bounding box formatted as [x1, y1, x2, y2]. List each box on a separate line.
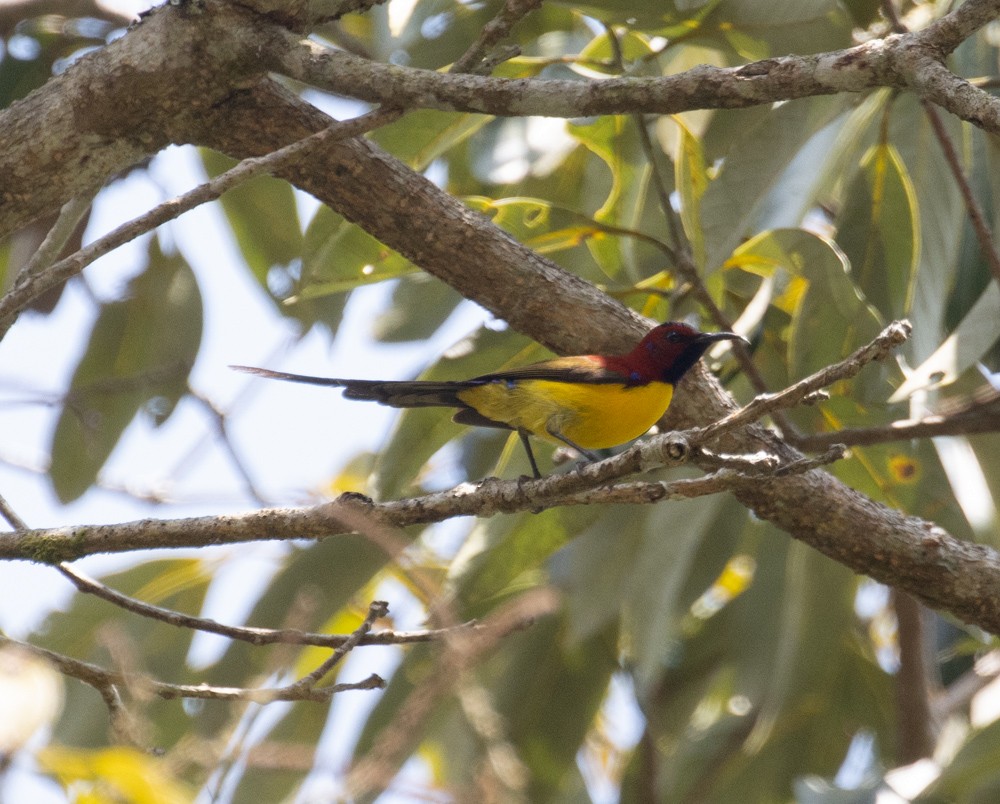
[231, 322, 746, 478]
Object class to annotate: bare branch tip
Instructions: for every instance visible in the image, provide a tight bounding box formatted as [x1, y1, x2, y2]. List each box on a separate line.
[887, 319, 913, 343]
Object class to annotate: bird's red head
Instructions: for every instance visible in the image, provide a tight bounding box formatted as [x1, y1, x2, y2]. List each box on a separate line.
[610, 322, 746, 385]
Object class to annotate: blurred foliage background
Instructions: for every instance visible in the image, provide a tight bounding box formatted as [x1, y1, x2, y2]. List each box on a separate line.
[2, 0, 1000, 801]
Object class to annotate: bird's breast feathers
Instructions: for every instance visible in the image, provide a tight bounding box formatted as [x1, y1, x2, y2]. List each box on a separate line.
[456, 378, 674, 449]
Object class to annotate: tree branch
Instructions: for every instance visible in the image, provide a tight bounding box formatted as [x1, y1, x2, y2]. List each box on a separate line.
[54, 560, 500, 649]
[793, 389, 1000, 449]
[4, 0, 1000, 237]
[3, 316, 996, 635]
[270, 1, 1000, 130]
[0, 106, 400, 334]
[1, 318, 906, 563]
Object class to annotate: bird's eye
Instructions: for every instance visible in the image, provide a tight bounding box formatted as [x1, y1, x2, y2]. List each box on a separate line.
[666, 331, 683, 343]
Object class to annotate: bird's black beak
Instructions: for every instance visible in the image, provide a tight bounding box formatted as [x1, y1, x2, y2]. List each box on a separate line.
[697, 330, 750, 347]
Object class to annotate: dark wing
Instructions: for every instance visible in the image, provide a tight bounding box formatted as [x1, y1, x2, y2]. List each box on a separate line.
[468, 355, 629, 385]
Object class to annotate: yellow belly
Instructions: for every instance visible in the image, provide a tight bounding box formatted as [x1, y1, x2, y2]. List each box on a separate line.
[456, 379, 674, 449]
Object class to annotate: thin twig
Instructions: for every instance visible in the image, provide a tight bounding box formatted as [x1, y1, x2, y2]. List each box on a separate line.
[0, 627, 384, 706]
[187, 385, 269, 506]
[549, 444, 846, 507]
[284, 600, 388, 693]
[0, 107, 402, 337]
[922, 100, 1000, 288]
[0, 490, 27, 530]
[792, 398, 1000, 449]
[14, 194, 93, 286]
[54, 560, 491, 648]
[691, 320, 912, 445]
[449, 0, 541, 75]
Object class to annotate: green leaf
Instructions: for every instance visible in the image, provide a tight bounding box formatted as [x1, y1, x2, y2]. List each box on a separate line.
[835, 144, 919, 320]
[629, 522, 891, 801]
[571, 29, 655, 78]
[451, 505, 603, 619]
[372, 273, 463, 343]
[49, 238, 202, 502]
[841, 0, 880, 27]
[352, 643, 441, 780]
[700, 96, 847, 274]
[372, 109, 491, 171]
[566, 116, 652, 279]
[555, 494, 738, 689]
[229, 700, 332, 803]
[675, 118, 709, 270]
[200, 149, 302, 284]
[299, 205, 418, 298]
[886, 94, 966, 363]
[552, 0, 720, 32]
[199, 150, 352, 332]
[491, 615, 618, 802]
[918, 719, 1000, 802]
[710, 0, 852, 57]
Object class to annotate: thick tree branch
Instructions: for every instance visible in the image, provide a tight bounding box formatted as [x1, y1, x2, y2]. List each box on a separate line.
[4, 1, 1000, 236]
[270, 1, 1000, 129]
[0, 106, 400, 333]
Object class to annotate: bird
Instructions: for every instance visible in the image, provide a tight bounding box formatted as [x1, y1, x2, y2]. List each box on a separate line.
[231, 322, 746, 479]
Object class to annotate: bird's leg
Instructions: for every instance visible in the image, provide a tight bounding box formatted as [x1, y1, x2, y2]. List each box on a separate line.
[518, 431, 543, 479]
[546, 427, 600, 464]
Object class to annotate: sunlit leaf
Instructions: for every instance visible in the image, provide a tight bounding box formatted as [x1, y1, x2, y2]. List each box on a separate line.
[566, 116, 652, 279]
[572, 29, 654, 78]
[675, 118, 709, 269]
[40, 745, 194, 804]
[886, 94, 966, 362]
[724, 227, 883, 383]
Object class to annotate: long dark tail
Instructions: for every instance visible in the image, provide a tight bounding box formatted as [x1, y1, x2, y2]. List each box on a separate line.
[230, 365, 470, 409]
